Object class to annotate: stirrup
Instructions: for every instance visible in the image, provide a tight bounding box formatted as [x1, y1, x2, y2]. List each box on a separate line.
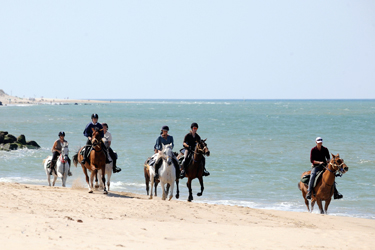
[81, 159, 86, 164]
[334, 193, 343, 199]
[306, 192, 312, 200]
[179, 171, 185, 179]
[113, 167, 121, 173]
[203, 170, 210, 176]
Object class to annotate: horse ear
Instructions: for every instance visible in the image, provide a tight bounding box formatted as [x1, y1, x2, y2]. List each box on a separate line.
[331, 153, 335, 159]
[336, 153, 340, 158]
[91, 128, 95, 132]
[203, 138, 207, 142]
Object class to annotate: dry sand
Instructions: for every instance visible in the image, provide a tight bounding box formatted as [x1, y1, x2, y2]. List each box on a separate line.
[0, 181, 374, 250]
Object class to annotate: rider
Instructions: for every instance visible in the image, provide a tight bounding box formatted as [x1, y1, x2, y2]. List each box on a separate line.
[153, 125, 179, 180]
[306, 137, 343, 200]
[50, 131, 71, 176]
[102, 122, 121, 173]
[81, 113, 111, 165]
[179, 122, 210, 179]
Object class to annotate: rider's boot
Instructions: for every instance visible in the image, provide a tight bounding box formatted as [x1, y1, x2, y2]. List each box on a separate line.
[112, 157, 121, 173]
[81, 146, 87, 164]
[179, 160, 186, 179]
[203, 167, 210, 176]
[306, 191, 312, 200]
[334, 183, 343, 199]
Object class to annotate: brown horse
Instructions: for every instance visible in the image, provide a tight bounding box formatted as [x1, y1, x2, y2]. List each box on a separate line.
[298, 153, 348, 214]
[182, 139, 210, 202]
[144, 158, 160, 196]
[73, 128, 108, 194]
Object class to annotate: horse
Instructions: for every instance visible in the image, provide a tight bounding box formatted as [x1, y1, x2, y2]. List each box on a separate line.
[43, 142, 70, 187]
[73, 128, 108, 194]
[149, 143, 176, 200]
[182, 139, 210, 202]
[298, 153, 349, 214]
[144, 157, 160, 196]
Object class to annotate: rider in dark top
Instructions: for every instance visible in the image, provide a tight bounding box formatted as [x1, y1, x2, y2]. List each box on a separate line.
[306, 137, 343, 200]
[179, 122, 210, 179]
[81, 113, 111, 165]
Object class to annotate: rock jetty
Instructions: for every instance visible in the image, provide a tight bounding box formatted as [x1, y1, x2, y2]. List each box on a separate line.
[0, 131, 41, 151]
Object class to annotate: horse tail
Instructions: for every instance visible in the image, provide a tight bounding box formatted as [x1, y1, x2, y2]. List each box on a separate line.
[73, 153, 79, 167]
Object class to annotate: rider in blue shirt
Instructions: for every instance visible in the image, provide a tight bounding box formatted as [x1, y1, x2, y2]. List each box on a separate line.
[81, 113, 111, 165]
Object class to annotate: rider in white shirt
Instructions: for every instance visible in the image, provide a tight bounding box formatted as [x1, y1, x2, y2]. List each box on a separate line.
[102, 123, 121, 173]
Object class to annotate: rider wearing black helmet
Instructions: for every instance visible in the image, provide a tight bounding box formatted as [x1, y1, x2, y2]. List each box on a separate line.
[81, 114, 111, 165]
[153, 125, 179, 179]
[179, 122, 210, 179]
[49, 131, 71, 175]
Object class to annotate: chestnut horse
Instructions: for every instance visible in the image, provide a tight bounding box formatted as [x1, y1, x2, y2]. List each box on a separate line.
[298, 153, 348, 214]
[182, 139, 210, 202]
[73, 128, 108, 194]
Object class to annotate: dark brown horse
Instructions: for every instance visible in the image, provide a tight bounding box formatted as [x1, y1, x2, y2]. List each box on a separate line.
[73, 128, 108, 194]
[298, 153, 348, 214]
[182, 139, 210, 202]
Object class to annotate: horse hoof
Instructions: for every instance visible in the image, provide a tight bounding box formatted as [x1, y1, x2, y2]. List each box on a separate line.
[169, 196, 172, 201]
[175, 194, 179, 199]
[149, 196, 153, 199]
[197, 193, 202, 197]
[89, 190, 93, 193]
[103, 191, 108, 195]
[187, 199, 192, 202]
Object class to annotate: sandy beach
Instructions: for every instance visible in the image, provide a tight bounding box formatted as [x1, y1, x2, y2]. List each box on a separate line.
[0, 182, 374, 250]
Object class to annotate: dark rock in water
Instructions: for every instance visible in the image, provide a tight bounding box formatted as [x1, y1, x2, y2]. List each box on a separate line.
[3, 134, 17, 143]
[26, 141, 41, 149]
[26, 141, 40, 148]
[0, 132, 40, 151]
[17, 134, 27, 144]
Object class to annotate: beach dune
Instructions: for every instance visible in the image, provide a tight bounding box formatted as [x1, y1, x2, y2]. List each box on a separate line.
[0, 182, 374, 250]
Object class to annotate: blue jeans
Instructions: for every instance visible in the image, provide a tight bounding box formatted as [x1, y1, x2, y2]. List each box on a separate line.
[307, 164, 324, 193]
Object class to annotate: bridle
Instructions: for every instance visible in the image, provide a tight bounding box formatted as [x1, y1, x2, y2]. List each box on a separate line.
[91, 136, 103, 152]
[325, 157, 346, 178]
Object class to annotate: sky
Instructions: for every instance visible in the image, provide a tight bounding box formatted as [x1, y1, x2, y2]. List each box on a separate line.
[1, 1, 375, 100]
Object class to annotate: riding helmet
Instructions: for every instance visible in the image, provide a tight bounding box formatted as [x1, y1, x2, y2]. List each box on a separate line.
[191, 122, 199, 129]
[58, 131, 65, 137]
[161, 125, 169, 131]
[91, 113, 99, 119]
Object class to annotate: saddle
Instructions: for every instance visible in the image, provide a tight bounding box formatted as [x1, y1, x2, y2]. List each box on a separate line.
[46, 159, 57, 175]
[80, 146, 93, 164]
[301, 169, 324, 188]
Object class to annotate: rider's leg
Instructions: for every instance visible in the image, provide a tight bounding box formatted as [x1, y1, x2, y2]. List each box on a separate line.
[109, 147, 121, 173]
[67, 157, 72, 176]
[172, 156, 180, 178]
[180, 149, 189, 179]
[306, 164, 323, 199]
[50, 151, 59, 175]
[202, 157, 210, 176]
[101, 142, 112, 164]
[334, 182, 343, 199]
[81, 139, 91, 164]
[154, 158, 162, 180]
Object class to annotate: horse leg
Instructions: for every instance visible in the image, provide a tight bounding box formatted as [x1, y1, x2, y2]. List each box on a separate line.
[161, 181, 166, 200]
[175, 178, 180, 199]
[155, 181, 158, 197]
[300, 182, 310, 212]
[187, 178, 193, 202]
[149, 174, 154, 199]
[106, 167, 112, 191]
[145, 170, 150, 195]
[324, 199, 332, 214]
[310, 199, 316, 213]
[94, 170, 100, 189]
[101, 167, 107, 194]
[52, 174, 57, 186]
[197, 176, 204, 197]
[169, 182, 174, 201]
[316, 199, 324, 214]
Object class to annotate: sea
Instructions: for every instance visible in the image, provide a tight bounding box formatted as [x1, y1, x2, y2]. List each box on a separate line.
[1, 100, 374, 219]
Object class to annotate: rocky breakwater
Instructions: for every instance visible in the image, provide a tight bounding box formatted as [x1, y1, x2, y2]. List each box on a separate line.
[0, 131, 41, 151]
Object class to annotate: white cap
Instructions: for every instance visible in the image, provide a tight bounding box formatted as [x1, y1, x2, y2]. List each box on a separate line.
[316, 137, 323, 143]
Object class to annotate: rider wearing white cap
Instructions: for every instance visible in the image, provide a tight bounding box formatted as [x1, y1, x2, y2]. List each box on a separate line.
[306, 137, 343, 200]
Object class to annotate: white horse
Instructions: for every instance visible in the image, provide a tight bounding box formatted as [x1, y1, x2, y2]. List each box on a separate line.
[98, 161, 113, 191]
[149, 143, 176, 201]
[43, 142, 70, 187]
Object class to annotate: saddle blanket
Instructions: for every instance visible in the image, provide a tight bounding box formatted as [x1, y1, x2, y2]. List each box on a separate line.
[300, 170, 324, 188]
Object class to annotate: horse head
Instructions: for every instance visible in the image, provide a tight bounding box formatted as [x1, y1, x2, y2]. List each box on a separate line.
[197, 139, 210, 157]
[91, 127, 103, 147]
[330, 153, 349, 174]
[161, 143, 173, 165]
[61, 142, 69, 162]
